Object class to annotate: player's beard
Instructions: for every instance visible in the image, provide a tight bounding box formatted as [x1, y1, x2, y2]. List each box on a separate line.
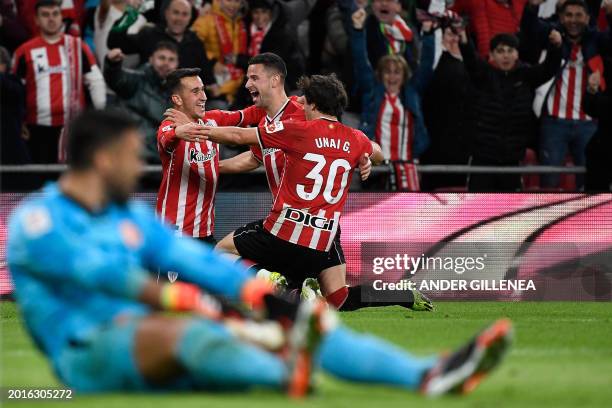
[107, 181, 137, 206]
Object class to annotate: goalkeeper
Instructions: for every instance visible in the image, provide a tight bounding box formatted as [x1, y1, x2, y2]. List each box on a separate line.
[8, 110, 512, 396]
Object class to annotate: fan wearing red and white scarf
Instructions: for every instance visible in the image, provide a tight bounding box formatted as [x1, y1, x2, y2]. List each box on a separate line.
[248, 22, 270, 56]
[381, 15, 413, 54]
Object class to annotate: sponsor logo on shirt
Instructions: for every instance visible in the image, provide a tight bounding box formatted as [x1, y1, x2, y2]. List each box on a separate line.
[189, 147, 217, 164]
[284, 208, 335, 231]
[262, 147, 281, 156]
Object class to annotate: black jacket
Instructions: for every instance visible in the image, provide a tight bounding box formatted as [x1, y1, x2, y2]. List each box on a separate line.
[422, 51, 471, 165]
[104, 59, 169, 163]
[460, 41, 562, 163]
[107, 24, 215, 84]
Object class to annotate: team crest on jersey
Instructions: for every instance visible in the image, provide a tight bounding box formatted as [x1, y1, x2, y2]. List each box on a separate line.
[189, 147, 217, 164]
[22, 207, 52, 238]
[119, 220, 142, 248]
[265, 121, 284, 133]
[284, 208, 335, 231]
[162, 125, 173, 132]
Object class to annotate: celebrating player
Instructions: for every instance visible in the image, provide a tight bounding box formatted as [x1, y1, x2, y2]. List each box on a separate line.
[165, 55, 433, 311]
[8, 109, 512, 396]
[157, 67, 251, 244]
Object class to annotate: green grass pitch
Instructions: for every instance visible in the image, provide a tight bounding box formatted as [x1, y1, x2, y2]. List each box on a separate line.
[2, 301, 612, 408]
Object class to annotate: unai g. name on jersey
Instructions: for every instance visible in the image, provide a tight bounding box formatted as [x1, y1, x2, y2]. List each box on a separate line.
[256, 118, 373, 252]
[156, 110, 245, 238]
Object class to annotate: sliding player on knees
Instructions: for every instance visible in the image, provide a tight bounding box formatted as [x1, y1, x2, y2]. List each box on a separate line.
[8, 109, 513, 397]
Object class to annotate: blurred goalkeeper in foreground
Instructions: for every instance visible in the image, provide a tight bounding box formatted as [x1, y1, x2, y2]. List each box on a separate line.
[8, 109, 512, 396]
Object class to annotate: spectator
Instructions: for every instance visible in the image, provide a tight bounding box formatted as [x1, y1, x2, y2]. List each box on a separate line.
[351, 8, 433, 190]
[17, 0, 86, 37]
[107, 0, 215, 87]
[0, 0, 30, 52]
[451, 0, 528, 58]
[191, 0, 246, 106]
[531, 0, 610, 189]
[0, 46, 30, 164]
[459, 30, 563, 192]
[85, 0, 147, 69]
[104, 42, 179, 163]
[231, 0, 305, 108]
[363, 0, 415, 70]
[584, 66, 612, 190]
[12, 0, 105, 163]
[238, 0, 303, 87]
[421, 24, 471, 190]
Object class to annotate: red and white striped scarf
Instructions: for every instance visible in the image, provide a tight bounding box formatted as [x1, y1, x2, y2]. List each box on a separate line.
[58, 34, 83, 163]
[248, 22, 270, 56]
[381, 15, 413, 54]
[214, 13, 247, 80]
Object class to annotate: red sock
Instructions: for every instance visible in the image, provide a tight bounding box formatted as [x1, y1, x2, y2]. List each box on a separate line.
[326, 286, 349, 309]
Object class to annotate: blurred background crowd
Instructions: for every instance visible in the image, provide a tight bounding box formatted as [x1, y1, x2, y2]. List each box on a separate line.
[1, 0, 611, 191]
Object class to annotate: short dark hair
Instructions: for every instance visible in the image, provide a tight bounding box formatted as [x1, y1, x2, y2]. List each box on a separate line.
[165, 68, 201, 94]
[35, 0, 61, 12]
[559, 0, 589, 14]
[248, 53, 287, 83]
[66, 110, 139, 170]
[297, 74, 348, 118]
[490, 33, 519, 52]
[152, 41, 179, 56]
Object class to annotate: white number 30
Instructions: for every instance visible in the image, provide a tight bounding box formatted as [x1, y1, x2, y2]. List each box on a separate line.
[296, 153, 352, 204]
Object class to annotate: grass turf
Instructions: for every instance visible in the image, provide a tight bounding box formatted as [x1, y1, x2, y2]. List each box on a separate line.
[2, 301, 612, 408]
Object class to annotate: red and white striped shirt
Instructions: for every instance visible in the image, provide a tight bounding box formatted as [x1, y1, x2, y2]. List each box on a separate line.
[12, 34, 98, 127]
[156, 110, 243, 238]
[242, 97, 305, 197]
[256, 118, 372, 252]
[546, 44, 591, 121]
[375, 92, 414, 161]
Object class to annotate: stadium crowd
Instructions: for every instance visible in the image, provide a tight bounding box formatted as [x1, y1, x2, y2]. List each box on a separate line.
[1, 0, 611, 191]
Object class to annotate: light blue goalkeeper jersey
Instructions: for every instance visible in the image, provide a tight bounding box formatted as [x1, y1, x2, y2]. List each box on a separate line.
[7, 183, 252, 364]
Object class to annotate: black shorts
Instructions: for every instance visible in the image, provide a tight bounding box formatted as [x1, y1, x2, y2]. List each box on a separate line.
[233, 219, 345, 288]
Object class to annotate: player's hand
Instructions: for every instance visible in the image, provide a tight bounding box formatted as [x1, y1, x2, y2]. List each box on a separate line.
[175, 123, 209, 142]
[352, 8, 367, 30]
[359, 153, 372, 181]
[106, 48, 124, 63]
[587, 71, 601, 94]
[548, 29, 562, 48]
[164, 108, 192, 126]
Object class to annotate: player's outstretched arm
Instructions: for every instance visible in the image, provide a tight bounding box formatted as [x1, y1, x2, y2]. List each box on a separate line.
[202, 126, 259, 146]
[219, 151, 261, 174]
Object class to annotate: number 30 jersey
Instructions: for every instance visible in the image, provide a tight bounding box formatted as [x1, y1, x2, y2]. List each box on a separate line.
[256, 118, 373, 252]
